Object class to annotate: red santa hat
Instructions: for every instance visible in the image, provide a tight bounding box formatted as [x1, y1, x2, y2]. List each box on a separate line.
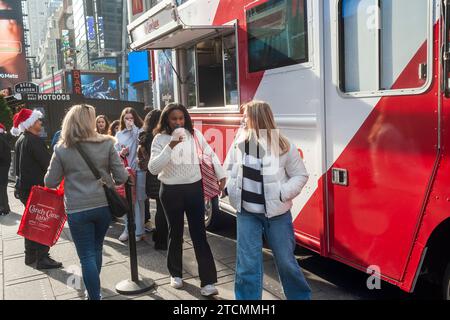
[0, 123, 5, 134]
[10, 108, 43, 136]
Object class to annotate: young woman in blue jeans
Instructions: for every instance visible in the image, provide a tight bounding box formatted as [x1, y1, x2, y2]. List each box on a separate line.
[224, 100, 312, 300]
[45, 104, 129, 300]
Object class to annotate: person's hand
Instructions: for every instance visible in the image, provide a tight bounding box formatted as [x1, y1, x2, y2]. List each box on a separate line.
[120, 147, 129, 157]
[172, 128, 186, 140]
[218, 178, 226, 192]
[125, 119, 134, 130]
[169, 128, 186, 149]
[169, 138, 183, 149]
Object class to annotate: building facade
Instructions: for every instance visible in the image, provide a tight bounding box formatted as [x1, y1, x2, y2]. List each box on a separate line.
[26, 0, 51, 58]
[73, 0, 125, 69]
[38, 3, 65, 80]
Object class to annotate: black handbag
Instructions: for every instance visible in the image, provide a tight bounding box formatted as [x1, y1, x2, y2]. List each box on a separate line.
[75, 143, 130, 218]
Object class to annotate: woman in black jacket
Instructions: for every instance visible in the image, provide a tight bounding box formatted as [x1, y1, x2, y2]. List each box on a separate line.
[137, 109, 168, 250]
[0, 123, 11, 215]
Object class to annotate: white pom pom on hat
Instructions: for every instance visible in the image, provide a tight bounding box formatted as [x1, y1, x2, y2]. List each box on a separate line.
[10, 109, 43, 136]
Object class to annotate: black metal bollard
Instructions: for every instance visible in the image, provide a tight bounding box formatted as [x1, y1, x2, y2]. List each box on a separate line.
[115, 177, 155, 295]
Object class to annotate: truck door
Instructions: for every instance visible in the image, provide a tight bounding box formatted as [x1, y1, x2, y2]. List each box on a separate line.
[323, 0, 439, 281]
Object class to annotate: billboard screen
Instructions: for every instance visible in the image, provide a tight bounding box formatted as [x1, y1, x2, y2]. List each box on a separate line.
[91, 57, 118, 73]
[0, 0, 27, 90]
[66, 71, 119, 100]
[87, 16, 96, 41]
[129, 51, 149, 84]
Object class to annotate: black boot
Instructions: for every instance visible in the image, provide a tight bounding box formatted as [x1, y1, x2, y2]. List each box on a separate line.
[36, 255, 63, 270]
[24, 239, 37, 266]
[25, 252, 37, 266]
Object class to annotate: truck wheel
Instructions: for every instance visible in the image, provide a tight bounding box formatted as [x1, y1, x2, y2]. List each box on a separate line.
[205, 196, 221, 231]
[443, 262, 450, 300]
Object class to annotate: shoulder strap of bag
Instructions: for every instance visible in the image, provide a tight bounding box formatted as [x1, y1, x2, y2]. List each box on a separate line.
[193, 130, 204, 156]
[75, 143, 102, 182]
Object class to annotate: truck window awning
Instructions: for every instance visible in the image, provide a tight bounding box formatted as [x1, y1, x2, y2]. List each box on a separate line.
[130, 24, 235, 50]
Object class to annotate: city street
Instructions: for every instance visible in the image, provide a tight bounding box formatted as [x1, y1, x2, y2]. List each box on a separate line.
[0, 184, 433, 301]
[1, 0, 449, 303]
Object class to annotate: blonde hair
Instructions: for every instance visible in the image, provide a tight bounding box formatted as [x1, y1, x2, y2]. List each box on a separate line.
[242, 100, 290, 155]
[60, 104, 97, 148]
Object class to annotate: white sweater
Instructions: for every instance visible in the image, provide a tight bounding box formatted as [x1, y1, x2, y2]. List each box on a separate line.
[149, 129, 226, 185]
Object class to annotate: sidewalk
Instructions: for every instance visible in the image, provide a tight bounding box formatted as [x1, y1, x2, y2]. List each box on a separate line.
[0, 184, 288, 301]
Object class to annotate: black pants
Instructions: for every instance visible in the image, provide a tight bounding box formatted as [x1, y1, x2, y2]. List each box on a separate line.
[160, 180, 217, 287]
[152, 198, 168, 249]
[144, 199, 150, 223]
[0, 183, 9, 213]
[19, 190, 50, 260]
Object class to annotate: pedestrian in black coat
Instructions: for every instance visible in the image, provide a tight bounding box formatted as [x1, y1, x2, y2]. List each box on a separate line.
[138, 109, 168, 250]
[11, 108, 62, 270]
[0, 123, 11, 215]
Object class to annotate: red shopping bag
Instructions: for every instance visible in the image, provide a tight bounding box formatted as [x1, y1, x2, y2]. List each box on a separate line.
[17, 183, 66, 247]
[116, 157, 136, 202]
[194, 134, 220, 201]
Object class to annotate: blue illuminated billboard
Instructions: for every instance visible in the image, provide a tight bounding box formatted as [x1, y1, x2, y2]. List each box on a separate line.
[129, 51, 150, 84]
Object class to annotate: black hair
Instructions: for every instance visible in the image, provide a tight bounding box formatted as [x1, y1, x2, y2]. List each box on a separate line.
[143, 109, 162, 135]
[153, 103, 194, 136]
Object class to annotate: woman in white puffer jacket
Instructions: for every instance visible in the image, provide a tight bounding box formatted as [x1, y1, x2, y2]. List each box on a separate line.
[223, 100, 311, 300]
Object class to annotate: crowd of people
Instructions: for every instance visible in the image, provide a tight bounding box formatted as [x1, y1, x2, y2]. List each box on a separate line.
[0, 100, 312, 301]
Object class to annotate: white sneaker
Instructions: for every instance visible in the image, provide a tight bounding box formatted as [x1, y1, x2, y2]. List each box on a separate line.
[118, 230, 128, 242]
[144, 221, 154, 233]
[201, 284, 218, 297]
[135, 235, 144, 242]
[170, 277, 183, 289]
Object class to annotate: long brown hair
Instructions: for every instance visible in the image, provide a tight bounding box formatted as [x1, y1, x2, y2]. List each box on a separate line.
[108, 120, 120, 136]
[95, 115, 110, 134]
[119, 107, 143, 131]
[242, 100, 290, 155]
[143, 109, 162, 134]
[153, 103, 194, 136]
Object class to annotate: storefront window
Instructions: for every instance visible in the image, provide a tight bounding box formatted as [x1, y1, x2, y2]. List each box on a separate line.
[223, 35, 238, 106]
[247, 0, 308, 73]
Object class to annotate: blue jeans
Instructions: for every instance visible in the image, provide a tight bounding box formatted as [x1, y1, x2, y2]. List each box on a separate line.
[235, 209, 312, 300]
[123, 199, 146, 237]
[67, 206, 112, 300]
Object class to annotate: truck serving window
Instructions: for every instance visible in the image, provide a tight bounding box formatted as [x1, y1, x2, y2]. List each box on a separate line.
[339, 0, 429, 94]
[247, 0, 308, 73]
[185, 33, 238, 109]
